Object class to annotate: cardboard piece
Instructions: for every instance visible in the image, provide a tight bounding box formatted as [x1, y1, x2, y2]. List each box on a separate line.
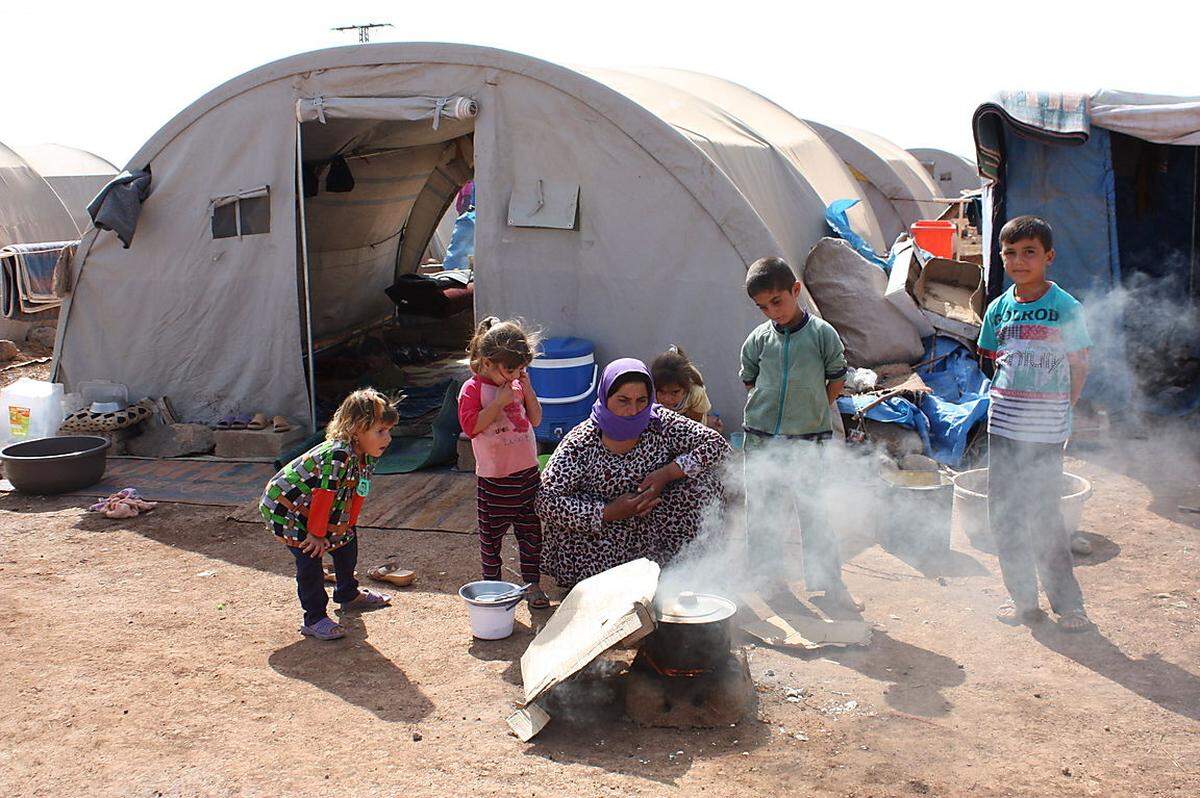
[518, 558, 659, 722]
[507, 703, 551, 742]
[740, 615, 873, 650]
[884, 245, 936, 338]
[738, 590, 872, 650]
[913, 257, 984, 342]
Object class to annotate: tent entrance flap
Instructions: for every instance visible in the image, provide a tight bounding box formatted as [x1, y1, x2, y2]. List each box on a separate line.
[298, 106, 476, 344]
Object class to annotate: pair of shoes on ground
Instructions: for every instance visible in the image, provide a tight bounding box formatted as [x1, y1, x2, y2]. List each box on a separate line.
[213, 412, 292, 432]
[299, 588, 393, 640]
[321, 561, 416, 588]
[996, 600, 1092, 632]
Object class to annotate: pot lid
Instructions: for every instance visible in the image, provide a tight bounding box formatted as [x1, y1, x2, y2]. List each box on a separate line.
[655, 591, 736, 624]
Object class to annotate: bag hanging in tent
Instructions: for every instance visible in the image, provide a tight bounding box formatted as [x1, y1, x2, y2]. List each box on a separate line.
[326, 156, 355, 193]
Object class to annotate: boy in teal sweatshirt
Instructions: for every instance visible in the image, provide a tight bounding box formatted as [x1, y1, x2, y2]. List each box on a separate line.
[740, 256, 861, 611]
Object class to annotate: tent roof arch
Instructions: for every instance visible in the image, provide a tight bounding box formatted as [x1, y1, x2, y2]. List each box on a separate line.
[805, 120, 944, 243]
[117, 42, 789, 269]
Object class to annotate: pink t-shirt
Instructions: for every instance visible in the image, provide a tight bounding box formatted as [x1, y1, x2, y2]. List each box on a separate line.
[457, 375, 538, 478]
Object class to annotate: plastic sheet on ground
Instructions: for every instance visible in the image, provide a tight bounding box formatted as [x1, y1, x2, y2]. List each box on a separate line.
[839, 336, 990, 467]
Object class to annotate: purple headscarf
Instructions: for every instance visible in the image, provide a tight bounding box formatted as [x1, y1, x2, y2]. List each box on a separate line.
[591, 358, 661, 441]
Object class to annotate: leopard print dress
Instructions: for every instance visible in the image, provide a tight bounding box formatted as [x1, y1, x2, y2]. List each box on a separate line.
[536, 409, 731, 587]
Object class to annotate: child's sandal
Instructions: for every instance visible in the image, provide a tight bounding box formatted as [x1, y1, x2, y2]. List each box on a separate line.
[526, 587, 551, 609]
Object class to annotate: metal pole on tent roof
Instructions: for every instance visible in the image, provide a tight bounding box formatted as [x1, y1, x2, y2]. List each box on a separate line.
[295, 123, 318, 434]
[331, 23, 393, 44]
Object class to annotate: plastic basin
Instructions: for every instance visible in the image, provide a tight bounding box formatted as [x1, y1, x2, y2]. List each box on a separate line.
[458, 580, 523, 639]
[952, 468, 1093, 545]
[0, 435, 110, 494]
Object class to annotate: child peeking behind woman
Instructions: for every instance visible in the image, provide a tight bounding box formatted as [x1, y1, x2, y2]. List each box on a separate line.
[457, 318, 550, 608]
[260, 389, 398, 640]
[651, 346, 723, 432]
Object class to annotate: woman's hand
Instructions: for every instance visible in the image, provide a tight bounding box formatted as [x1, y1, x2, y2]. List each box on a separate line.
[602, 490, 661, 522]
[638, 463, 684, 497]
[299, 535, 329, 559]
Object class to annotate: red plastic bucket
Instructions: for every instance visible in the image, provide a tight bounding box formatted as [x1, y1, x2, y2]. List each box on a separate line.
[910, 220, 956, 259]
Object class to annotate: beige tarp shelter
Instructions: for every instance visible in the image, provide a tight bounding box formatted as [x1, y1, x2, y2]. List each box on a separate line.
[13, 144, 117, 236]
[805, 121, 943, 246]
[906, 147, 980, 199]
[55, 43, 894, 429]
[0, 141, 80, 247]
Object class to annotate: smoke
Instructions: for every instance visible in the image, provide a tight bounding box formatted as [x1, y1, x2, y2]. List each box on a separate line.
[657, 435, 947, 602]
[1078, 260, 1200, 416]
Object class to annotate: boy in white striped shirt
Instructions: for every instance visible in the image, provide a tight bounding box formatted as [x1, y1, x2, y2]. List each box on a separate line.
[978, 216, 1092, 632]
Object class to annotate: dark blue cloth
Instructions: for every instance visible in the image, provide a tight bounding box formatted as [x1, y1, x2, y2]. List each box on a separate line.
[290, 537, 359, 627]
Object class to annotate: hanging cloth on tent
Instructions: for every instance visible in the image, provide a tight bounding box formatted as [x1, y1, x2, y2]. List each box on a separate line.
[87, 169, 152, 248]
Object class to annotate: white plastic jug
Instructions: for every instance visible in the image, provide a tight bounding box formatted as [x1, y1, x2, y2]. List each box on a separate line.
[0, 378, 65, 443]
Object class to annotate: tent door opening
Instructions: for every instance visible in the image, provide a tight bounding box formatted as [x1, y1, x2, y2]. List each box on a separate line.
[294, 98, 477, 432]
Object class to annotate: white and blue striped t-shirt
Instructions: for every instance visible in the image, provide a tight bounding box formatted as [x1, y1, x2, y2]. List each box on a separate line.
[978, 283, 1092, 444]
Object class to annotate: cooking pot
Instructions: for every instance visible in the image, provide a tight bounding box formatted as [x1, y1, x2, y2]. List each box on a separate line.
[644, 590, 737, 673]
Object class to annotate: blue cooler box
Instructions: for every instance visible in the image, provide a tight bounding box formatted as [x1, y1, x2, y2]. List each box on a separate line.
[528, 337, 597, 444]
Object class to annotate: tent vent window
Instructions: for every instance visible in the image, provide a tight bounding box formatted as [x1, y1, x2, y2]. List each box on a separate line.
[211, 186, 271, 239]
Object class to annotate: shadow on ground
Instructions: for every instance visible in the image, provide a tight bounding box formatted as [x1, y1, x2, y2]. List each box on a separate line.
[1032, 622, 1200, 722]
[268, 615, 434, 722]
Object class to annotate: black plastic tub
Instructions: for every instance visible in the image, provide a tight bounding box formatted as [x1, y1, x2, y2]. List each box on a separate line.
[0, 435, 110, 494]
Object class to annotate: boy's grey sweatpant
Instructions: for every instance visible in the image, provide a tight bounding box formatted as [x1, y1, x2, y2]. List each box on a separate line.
[742, 433, 844, 592]
[987, 434, 1085, 614]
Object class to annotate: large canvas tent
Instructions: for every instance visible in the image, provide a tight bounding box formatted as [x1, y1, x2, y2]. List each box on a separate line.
[13, 144, 117, 236]
[55, 43, 893, 429]
[906, 147, 980, 199]
[972, 90, 1200, 411]
[0, 140, 79, 247]
[805, 121, 944, 246]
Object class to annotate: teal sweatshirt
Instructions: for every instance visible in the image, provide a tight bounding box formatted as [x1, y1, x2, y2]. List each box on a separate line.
[739, 313, 848, 436]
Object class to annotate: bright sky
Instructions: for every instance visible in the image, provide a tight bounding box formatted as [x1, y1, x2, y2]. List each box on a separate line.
[7, 1, 1197, 167]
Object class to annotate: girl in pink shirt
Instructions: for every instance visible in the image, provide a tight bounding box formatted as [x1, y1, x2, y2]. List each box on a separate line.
[457, 318, 549, 608]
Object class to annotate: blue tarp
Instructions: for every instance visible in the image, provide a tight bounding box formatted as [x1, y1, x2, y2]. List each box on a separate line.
[837, 337, 990, 466]
[1002, 129, 1120, 300]
[825, 199, 892, 271]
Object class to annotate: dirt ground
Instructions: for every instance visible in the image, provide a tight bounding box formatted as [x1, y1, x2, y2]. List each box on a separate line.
[2, 409, 1199, 796]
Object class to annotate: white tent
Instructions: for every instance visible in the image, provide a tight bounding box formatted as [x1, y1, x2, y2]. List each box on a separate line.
[906, 147, 980, 199]
[56, 44, 894, 430]
[0, 141, 80, 247]
[13, 144, 117, 235]
[805, 121, 944, 245]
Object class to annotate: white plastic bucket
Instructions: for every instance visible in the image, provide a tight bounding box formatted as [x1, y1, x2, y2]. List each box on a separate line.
[458, 580, 522, 639]
[952, 468, 1093, 546]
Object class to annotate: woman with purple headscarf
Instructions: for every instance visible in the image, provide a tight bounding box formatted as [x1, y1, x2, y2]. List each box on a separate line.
[536, 358, 731, 587]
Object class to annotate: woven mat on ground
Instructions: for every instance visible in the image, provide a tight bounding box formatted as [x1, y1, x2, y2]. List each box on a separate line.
[229, 468, 475, 533]
[0, 458, 275, 507]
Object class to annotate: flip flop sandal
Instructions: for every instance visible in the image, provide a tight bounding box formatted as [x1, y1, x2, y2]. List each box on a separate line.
[527, 587, 551, 609]
[230, 413, 252, 430]
[368, 563, 416, 587]
[996, 601, 1047, 626]
[214, 414, 236, 430]
[1058, 610, 1093, 633]
[299, 617, 346, 640]
[322, 565, 359, 584]
[272, 415, 293, 433]
[339, 588, 392, 611]
[247, 412, 269, 431]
